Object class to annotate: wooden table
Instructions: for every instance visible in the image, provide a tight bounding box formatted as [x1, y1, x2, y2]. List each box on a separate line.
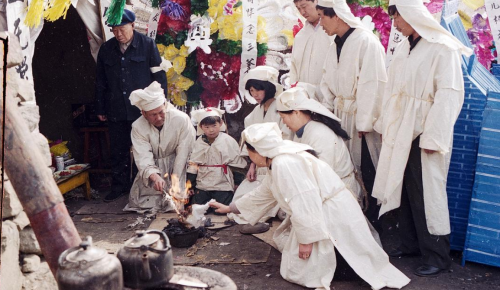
[57, 169, 91, 200]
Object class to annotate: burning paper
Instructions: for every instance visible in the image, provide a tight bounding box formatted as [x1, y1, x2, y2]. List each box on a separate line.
[161, 174, 191, 213]
[185, 199, 215, 228]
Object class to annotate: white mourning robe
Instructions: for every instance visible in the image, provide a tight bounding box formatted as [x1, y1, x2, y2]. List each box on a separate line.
[294, 121, 381, 246]
[290, 21, 332, 101]
[187, 133, 247, 191]
[320, 28, 386, 172]
[229, 100, 292, 223]
[235, 151, 410, 289]
[293, 121, 360, 198]
[372, 38, 464, 235]
[124, 103, 196, 212]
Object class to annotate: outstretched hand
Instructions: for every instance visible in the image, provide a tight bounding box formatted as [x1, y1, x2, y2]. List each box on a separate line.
[209, 201, 231, 214]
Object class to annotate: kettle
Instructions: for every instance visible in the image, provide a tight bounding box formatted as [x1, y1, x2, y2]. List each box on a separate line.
[117, 229, 174, 288]
[56, 236, 123, 290]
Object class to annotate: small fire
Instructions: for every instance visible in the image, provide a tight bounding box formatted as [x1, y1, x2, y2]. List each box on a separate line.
[164, 174, 191, 213]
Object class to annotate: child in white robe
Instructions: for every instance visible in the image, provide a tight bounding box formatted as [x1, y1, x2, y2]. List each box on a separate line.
[188, 108, 247, 214]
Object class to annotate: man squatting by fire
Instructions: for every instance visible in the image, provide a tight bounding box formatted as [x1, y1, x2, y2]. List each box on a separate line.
[123, 81, 196, 213]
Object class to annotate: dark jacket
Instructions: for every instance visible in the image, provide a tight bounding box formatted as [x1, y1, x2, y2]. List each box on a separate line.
[95, 31, 168, 121]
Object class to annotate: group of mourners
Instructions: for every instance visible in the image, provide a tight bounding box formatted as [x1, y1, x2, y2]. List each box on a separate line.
[95, 0, 473, 289]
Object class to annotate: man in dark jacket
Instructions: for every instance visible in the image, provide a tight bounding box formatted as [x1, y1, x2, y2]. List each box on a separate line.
[95, 9, 168, 202]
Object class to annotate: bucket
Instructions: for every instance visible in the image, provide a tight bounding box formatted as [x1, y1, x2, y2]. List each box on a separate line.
[166, 228, 199, 248]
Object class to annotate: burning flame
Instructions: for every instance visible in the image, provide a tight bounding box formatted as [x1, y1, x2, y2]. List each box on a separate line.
[163, 174, 191, 213]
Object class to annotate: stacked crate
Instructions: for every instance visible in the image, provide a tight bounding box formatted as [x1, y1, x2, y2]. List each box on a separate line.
[462, 91, 500, 267]
[441, 11, 500, 250]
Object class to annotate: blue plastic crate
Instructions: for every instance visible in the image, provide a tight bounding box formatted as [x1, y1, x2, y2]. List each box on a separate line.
[463, 92, 500, 268]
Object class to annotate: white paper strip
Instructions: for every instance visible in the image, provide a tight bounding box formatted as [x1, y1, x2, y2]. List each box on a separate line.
[6, 0, 36, 101]
[385, 21, 405, 69]
[238, 0, 259, 104]
[147, 8, 161, 40]
[485, 0, 500, 63]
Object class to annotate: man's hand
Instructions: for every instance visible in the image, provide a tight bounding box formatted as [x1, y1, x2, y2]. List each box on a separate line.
[424, 149, 437, 154]
[358, 131, 368, 138]
[299, 243, 313, 260]
[149, 173, 165, 192]
[98, 115, 108, 122]
[209, 201, 231, 214]
[246, 162, 257, 182]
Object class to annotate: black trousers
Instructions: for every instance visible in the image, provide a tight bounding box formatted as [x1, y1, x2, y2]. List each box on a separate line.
[399, 137, 451, 269]
[192, 190, 233, 215]
[108, 120, 134, 194]
[361, 136, 382, 233]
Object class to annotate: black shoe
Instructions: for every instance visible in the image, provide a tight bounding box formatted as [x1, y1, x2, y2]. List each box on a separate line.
[239, 223, 270, 234]
[104, 191, 126, 202]
[387, 248, 420, 258]
[414, 265, 443, 277]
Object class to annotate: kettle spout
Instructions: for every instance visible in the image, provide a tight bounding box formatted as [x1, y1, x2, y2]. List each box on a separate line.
[140, 254, 152, 281]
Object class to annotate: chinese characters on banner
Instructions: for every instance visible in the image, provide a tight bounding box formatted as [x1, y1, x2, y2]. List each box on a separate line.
[147, 8, 161, 40]
[485, 0, 500, 62]
[6, 0, 36, 101]
[238, 0, 259, 104]
[385, 21, 404, 69]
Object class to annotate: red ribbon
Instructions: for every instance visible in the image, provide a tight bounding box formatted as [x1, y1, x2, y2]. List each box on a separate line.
[199, 164, 228, 174]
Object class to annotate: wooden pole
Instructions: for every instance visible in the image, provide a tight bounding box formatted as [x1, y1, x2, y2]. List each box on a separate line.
[3, 85, 81, 276]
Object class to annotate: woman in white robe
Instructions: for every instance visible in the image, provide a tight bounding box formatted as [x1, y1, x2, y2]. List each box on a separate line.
[276, 85, 381, 245]
[230, 66, 292, 226]
[210, 123, 410, 290]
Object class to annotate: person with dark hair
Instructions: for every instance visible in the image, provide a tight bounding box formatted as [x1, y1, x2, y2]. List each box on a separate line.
[290, 0, 331, 100]
[187, 108, 247, 213]
[317, 0, 387, 233]
[95, 9, 168, 202]
[210, 122, 410, 290]
[228, 66, 292, 233]
[124, 82, 195, 213]
[373, 0, 472, 277]
[277, 85, 381, 245]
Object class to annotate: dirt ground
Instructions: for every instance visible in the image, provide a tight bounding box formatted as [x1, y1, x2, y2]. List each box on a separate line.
[62, 176, 500, 290]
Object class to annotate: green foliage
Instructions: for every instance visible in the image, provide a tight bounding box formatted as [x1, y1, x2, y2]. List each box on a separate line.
[191, 0, 209, 15]
[156, 31, 189, 49]
[186, 81, 204, 104]
[182, 53, 198, 80]
[211, 38, 268, 57]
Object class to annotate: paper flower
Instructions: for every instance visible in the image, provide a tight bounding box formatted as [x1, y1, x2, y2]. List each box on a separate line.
[467, 13, 495, 70]
[292, 19, 304, 37]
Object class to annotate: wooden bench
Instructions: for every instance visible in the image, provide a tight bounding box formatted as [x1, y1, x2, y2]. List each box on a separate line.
[57, 169, 91, 200]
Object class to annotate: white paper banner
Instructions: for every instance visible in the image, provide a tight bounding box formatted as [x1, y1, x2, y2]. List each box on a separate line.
[147, 8, 161, 40]
[238, 0, 259, 104]
[385, 21, 405, 69]
[443, 0, 459, 18]
[485, 0, 500, 63]
[6, 0, 35, 101]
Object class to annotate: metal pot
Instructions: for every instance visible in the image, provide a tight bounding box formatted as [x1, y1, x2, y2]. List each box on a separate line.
[56, 236, 123, 290]
[117, 229, 174, 289]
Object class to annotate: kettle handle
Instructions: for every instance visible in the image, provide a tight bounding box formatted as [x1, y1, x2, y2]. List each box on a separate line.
[145, 230, 171, 253]
[58, 236, 93, 267]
